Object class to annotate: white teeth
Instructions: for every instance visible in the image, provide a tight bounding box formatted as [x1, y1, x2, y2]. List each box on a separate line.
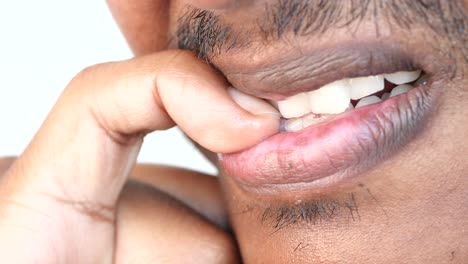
[355, 96, 382, 108]
[273, 70, 421, 121]
[284, 118, 304, 132]
[277, 92, 310, 118]
[309, 80, 351, 114]
[349, 75, 385, 100]
[302, 115, 316, 130]
[284, 114, 331, 132]
[303, 114, 329, 129]
[390, 84, 413, 97]
[384, 70, 421, 85]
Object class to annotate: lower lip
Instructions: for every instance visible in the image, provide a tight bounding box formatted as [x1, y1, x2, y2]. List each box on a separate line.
[220, 85, 436, 191]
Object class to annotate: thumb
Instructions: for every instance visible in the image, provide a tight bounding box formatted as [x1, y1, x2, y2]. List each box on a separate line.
[3, 49, 279, 211]
[0, 50, 278, 262]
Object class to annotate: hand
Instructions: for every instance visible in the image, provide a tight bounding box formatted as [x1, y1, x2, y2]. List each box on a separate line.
[0, 50, 279, 263]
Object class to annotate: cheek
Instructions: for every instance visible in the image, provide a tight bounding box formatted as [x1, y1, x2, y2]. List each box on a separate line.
[108, 0, 171, 55]
[219, 125, 468, 264]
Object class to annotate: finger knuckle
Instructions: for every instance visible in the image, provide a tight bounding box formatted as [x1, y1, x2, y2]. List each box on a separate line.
[73, 63, 109, 84]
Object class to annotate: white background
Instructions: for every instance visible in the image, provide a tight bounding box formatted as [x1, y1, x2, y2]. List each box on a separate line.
[0, 1, 217, 175]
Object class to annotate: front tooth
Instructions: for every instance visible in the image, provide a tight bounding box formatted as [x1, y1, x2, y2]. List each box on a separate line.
[390, 84, 413, 97]
[384, 70, 421, 85]
[355, 95, 382, 108]
[303, 114, 329, 129]
[277, 93, 311, 118]
[381, 93, 390, 100]
[309, 80, 351, 114]
[349, 75, 385, 100]
[284, 118, 303, 132]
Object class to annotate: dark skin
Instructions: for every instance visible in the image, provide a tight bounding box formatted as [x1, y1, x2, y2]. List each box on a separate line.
[1, 0, 467, 263]
[176, 1, 468, 263]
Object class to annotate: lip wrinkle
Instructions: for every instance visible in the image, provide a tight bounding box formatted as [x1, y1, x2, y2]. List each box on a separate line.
[218, 42, 417, 100]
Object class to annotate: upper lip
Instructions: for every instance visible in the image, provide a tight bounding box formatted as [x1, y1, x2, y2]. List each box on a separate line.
[211, 42, 420, 100]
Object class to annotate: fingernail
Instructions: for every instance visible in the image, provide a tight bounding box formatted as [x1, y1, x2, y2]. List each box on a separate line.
[228, 87, 280, 117]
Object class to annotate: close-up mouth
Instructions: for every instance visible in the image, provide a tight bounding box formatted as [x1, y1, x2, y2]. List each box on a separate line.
[216, 43, 449, 193]
[169, 1, 467, 262]
[1, 0, 466, 262]
[221, 69, 437, 192]
[175, 3, 461, 194]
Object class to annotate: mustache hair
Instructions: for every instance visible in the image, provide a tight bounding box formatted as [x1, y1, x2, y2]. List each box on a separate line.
[176, 0, 467, 62]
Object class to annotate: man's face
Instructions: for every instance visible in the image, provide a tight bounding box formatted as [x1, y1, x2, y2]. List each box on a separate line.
[112, 0, 468, 262]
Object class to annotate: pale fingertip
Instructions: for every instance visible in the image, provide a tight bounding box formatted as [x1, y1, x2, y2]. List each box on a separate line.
[227, 87, 280, 118]
[214, 88, 280, 153]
